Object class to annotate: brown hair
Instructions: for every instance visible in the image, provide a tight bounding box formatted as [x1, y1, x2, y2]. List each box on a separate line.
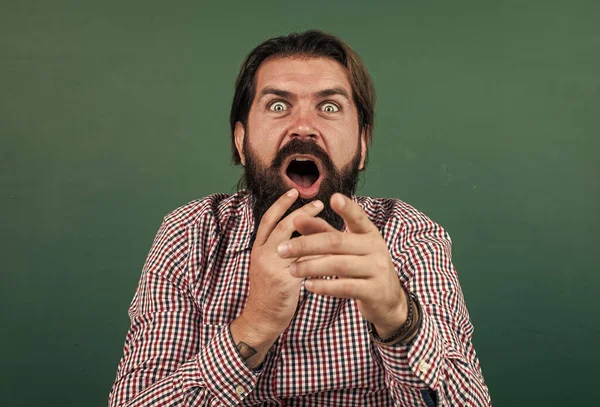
[229, 30, 376, 165]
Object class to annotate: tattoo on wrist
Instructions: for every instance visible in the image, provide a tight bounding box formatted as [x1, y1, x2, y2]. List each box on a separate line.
[236, 341, 257, 362]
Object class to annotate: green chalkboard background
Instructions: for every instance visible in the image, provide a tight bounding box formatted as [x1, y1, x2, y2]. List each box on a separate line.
[1, 0, 598, 405]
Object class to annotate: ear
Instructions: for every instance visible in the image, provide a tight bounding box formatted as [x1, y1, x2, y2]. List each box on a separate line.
[234, 121, 246, 166]
[358, 129, 368, 170]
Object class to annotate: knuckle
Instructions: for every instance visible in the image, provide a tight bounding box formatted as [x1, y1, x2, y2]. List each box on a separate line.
[295, 238, 305, 254]
[302, 201, 322, 215]
[299, 206, 315, 218]
[341, 257, 351, 274]
[275, 220, 288, 233]
[333, 257, 345, 274]
[294, 262, 305, 276]
[329, 233, 344, 249]
[260, 213, 276, 227]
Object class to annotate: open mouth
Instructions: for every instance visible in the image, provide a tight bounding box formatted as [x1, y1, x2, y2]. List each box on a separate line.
[283, 156, 323, 198]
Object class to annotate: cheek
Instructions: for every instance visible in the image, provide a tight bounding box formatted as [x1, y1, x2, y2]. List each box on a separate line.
[329, 128, 361, 166]
[246, 132, 279, 166]
[246, 114, 288, 161]
[333, 146, 357, 168]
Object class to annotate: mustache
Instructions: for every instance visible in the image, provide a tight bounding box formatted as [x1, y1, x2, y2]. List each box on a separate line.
[271, 139, 334, 172]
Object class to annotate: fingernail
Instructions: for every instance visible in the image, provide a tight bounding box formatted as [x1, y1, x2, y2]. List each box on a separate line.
[335, 194, 345, 208]
[287, 188, 298, 197]
[277, 242, 290, 257]
[312, 200, 323, 208]
[289, 263, 296, 275]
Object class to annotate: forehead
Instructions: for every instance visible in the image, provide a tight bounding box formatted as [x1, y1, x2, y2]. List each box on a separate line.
[254, 56, 352, 96]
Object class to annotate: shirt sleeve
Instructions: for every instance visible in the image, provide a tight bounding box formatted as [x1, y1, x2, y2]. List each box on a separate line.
[374, 213, 492, 406]
[109, 219, 260, 407]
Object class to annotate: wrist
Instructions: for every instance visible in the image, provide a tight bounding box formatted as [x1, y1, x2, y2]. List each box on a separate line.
[373, 311, 405, 339]
[372, 290, 410, 338]
[236, 307, 283, 342]
[230, 312, 279, 369]
[368, 291, 422, 346]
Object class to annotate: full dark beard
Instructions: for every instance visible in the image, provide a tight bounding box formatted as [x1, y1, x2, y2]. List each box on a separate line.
[241, 137, 361, 235]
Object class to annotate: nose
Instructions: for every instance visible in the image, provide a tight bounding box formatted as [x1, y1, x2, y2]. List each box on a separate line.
[289, 108, 321, 141]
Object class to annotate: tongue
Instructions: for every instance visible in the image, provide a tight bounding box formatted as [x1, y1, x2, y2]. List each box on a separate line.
[289, 173, 316, 188]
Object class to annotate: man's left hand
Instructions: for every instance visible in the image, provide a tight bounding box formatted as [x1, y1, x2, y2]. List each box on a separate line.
[277, 193, 409, 338]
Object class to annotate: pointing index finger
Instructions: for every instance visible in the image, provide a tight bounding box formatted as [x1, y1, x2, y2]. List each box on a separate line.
[331, 193, 376, 234]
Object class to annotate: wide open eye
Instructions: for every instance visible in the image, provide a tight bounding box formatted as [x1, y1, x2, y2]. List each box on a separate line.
[269, 101, 288, 112]
[320, 102, 340, 113]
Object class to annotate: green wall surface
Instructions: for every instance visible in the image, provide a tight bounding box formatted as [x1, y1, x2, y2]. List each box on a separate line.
[1, 1, 598, 406]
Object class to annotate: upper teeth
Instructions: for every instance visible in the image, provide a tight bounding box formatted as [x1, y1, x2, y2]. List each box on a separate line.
[294, 158, 310, 162]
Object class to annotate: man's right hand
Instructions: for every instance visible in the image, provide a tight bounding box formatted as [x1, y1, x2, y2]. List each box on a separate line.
[230, 188, 323, 368]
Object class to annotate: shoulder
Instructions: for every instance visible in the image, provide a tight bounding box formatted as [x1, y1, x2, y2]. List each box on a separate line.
[146, 192, 250, 278]
[356, 196, 436, 229]
[356, 196, 452, 247]
[161, 191, 250, 234]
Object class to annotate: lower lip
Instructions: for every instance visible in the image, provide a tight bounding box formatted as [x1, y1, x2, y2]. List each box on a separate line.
[283, 172, 323, 199]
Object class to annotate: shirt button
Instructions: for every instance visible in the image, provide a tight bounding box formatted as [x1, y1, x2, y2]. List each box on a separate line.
[235, 385, 245, 396]
[418, 360, 431, 373]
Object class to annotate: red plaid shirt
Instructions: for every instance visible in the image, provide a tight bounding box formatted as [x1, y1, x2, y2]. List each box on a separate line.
[109, 191, 490, 406]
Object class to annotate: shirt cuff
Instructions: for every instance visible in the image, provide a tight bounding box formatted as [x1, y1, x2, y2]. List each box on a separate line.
[193, 325, 262, 405]
[375, 308, 443, 390]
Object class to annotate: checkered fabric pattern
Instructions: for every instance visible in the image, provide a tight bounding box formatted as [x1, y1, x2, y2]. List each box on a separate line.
[109, 191, 491, 406]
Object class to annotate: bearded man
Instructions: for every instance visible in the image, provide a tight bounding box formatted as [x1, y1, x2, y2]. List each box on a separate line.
[109, 30, 491, 407]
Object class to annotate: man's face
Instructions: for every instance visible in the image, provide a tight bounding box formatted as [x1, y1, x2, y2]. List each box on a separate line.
[234, 56, 367, 231]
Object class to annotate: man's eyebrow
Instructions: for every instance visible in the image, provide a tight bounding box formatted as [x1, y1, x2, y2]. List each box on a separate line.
[316, 87, 351, 102]
[258, 87, 295, 100]
[258, 86, 352, 102]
